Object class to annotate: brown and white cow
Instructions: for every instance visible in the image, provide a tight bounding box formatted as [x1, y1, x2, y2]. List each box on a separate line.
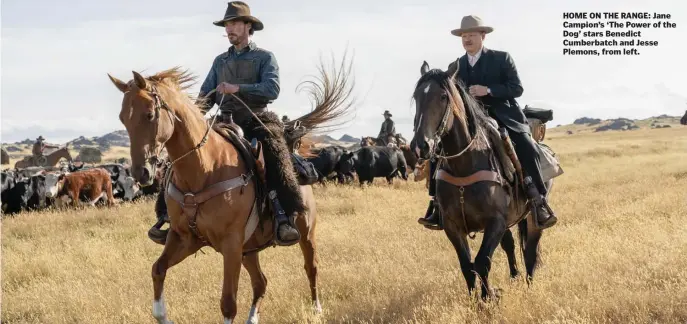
[413, 159, 431, 189]
[55, 168, 115, 207]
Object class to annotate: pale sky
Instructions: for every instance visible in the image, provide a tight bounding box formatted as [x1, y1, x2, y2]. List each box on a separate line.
[2, 0, 685, 143]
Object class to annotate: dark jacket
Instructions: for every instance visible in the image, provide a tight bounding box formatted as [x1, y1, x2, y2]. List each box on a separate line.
[449, 47, 530, 134]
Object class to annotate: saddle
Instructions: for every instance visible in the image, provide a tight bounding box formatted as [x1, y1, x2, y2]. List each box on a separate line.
[483, 117, 563, 188]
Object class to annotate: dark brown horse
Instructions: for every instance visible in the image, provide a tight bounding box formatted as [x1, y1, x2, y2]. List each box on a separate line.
[681, 110, 687, 125]
[411, 61, 554, 301]
[107, 54, 355, 323]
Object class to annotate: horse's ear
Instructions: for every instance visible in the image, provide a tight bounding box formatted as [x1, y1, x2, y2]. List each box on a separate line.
[132, 71, 147, 90]
[447, 59, 459, 79]
[108, 73, 129, 93]
[420, 61, 430, 75]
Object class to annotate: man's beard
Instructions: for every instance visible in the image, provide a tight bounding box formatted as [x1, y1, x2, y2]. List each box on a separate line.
[228, 34, 240, 45]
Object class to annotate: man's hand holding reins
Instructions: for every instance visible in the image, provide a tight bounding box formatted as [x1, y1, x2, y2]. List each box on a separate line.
[217, 82, 239, 94]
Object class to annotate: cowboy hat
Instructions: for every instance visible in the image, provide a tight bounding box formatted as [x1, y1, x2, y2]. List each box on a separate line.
[451, 15, 493, 36]
[213, 1, 264, 31]
[36, 136, 45, 141]
[383, 110, 393, 117]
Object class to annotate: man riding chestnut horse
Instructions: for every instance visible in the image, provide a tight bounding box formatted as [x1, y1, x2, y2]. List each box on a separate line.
[148, 1, 301, 246]
[33, 136, 60, 166]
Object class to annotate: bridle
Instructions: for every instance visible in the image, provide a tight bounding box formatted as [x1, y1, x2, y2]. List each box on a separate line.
[414, 77, 480, 162]
[140, 85, 225, 169]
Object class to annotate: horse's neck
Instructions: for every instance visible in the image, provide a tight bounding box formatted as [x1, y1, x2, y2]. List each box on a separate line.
[440, 123, 486, 176]
[164, 105, 218, 190]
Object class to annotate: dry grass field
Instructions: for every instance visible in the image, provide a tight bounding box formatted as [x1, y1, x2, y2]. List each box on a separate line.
[2, 126, 687, 323]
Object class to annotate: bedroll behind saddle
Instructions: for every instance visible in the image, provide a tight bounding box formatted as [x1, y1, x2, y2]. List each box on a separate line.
[291, 153, 319, 185]
[523, 106, 553, 143]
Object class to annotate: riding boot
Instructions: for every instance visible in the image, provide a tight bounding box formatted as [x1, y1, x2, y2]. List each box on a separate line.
[508, 130, 558, 229]
[417, 158, 442, 230]
[269, 190, 301, 245]
[147, 188, 169, 245]
[524, 176, 557, 229]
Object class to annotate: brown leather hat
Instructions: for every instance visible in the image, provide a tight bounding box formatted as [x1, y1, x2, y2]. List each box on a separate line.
[213, 1, 264, 31]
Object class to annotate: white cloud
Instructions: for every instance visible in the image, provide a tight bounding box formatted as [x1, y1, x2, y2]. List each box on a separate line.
[2, 0, 686, 143]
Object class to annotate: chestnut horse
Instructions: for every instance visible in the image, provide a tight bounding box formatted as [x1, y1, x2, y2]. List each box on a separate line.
[108, 55, 355, 323]
[411, 61, 555, 301]
[14, 145, 73, 169]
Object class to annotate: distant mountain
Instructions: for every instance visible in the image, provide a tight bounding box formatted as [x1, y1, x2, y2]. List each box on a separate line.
[338, 134, 358, 142]
[2, 130, 130, 152]
[553, 114, 682, 134]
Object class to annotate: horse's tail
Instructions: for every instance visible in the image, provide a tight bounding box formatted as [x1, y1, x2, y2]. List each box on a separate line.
[287, 49, 357, 137]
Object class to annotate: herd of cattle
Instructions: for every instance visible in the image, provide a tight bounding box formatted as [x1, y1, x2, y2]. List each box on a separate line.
[1, 160, 164, 215]
[1, 142, 425, 216]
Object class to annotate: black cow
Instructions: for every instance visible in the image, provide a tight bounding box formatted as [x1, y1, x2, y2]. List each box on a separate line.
[2, 172, 47, 214]
[305, 145, 354, 184]
[339, 146, 409, 186]
[97, 163, 139, 201]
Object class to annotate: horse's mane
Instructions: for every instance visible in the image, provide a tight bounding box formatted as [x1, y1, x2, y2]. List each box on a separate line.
[414, 68, 490, 148]
[140, 66, 207, 116]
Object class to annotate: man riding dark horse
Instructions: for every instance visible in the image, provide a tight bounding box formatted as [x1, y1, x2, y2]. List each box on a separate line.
[148, 1, 302, 246]
[32, 136, 59, 165]
[417, 15, 558, 230]
[378, 110, 396, 146]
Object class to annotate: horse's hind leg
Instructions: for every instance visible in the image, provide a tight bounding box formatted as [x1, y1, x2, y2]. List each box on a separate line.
[500, 228, 520, 279]
[522, 217, 543, 285]
[474, 217, 507, 301]
[152, 230, 202, 324]
[298, 217, 322, 313]
[242, 252, 267, 324]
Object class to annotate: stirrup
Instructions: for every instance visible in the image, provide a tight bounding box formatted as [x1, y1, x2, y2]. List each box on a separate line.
[148, 226, 168, 245]
[530, 198, 557, 230]
[273, 218, 300, 246]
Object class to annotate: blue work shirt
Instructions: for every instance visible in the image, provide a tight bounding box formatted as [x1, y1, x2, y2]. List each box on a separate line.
[198, 41, 280, 109]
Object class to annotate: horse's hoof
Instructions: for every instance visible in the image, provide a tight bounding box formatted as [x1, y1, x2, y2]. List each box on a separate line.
[245, 315, 259, 324]
[313, 300, 323, 314]
[492, 287, 503, 300]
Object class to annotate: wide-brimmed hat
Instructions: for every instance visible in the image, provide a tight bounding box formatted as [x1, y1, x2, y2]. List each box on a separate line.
[383, 110, 393, 117]
[451, 15, 493, 36]
[213, 1, 264, 31]
[37, 136, 45, 141]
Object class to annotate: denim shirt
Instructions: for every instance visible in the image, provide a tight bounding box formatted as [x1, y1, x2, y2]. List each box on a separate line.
[199, 41, 280, 109]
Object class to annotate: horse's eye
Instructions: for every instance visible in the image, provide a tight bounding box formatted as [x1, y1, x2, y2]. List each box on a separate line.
[441, 93, 448, 101]
[147, 112, 155, 121]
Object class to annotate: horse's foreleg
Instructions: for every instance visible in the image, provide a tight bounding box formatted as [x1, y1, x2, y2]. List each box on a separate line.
[242, 252, 266, 324]
[298, 227, 321, 314]
[220, 237, 243, 323]
[500, 228, 520, 279]
[474, 217, 506, 301]
[443, 226, 475, 294]
[152, 230, 202, 324]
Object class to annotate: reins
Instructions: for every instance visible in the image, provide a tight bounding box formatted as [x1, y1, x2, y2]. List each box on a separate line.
[145, 86, 274, 169]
